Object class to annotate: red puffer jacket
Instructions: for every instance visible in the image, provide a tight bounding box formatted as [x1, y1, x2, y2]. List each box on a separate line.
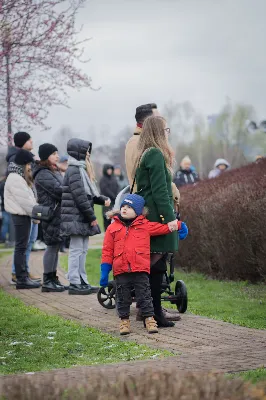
[101, 215, 181, 276]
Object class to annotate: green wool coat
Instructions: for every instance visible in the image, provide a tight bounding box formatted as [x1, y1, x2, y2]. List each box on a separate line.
[136, 147, 179, 253]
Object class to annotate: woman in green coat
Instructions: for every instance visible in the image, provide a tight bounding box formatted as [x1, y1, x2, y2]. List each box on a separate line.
[135, 115, 179, 327]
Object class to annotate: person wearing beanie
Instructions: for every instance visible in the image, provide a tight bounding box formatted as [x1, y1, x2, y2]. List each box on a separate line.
[38, 143, 58, 162]
[6, 137, 41, 284]
[33, 143, 65, 293]
[4, 150, 41, 290]
[6, 131, 33, 165]
[173, 155, 199, 188]
[100, 193, 188, 336]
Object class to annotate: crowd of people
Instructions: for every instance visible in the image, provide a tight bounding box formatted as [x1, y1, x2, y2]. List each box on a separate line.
[1, 102, 260, 336]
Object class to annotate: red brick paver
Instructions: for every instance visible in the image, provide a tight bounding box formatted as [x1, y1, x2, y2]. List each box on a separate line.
[0, 253, 265, 373]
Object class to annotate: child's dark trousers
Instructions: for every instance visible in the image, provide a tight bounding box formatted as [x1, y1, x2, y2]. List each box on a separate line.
[115, 272, 154, 319]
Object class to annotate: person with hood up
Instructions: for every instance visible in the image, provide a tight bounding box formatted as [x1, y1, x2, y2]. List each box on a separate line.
[33, 143, 65, 293]
[208, 159, 230, 179]
[173, 156, 199, 188]
[4, 150, 41, 289]
[99, 164, 119, 231]
[61, 139, 110, 295]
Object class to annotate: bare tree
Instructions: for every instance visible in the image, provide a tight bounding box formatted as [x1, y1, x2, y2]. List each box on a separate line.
[0, 0, 93, 144]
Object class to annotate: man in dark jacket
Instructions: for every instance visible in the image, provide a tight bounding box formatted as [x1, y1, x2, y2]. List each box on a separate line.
[6, 131, 33, 165]
[174, 156, 199, 188]
[99, 164, 119, 231]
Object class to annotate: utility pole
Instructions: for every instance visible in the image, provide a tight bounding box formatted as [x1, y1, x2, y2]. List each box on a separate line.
[6, 50, 12, 146]
[2, 26, 12, 146]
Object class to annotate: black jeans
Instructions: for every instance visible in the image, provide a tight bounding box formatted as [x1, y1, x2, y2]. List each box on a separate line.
[115, 272, 154, 319]
[149, 255, 168, 317]
[12, 215, 31, 279]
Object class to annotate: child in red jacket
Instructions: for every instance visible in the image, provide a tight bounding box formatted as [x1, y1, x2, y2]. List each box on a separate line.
[100, 194, 188, 335]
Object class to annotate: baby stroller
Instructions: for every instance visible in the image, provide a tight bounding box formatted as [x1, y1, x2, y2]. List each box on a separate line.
[97, 254, 188, 313]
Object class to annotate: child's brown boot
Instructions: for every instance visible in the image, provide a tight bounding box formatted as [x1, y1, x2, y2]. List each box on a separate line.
[120, 319, 130, 335]
[145, 316, 158, 334]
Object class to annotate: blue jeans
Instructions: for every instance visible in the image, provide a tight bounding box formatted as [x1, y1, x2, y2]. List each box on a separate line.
[1, 211, 10, 241]
[12, 222, 38, 274]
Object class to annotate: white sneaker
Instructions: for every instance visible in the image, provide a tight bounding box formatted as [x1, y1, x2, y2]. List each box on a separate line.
[32, 240, 47, 251]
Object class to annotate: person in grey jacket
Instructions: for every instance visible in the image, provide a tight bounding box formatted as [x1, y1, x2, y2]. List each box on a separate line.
[33, 143, 65, 293]
[61, 138, 110, 295]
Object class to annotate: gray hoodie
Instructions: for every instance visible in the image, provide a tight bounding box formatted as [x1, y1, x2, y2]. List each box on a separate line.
[208, 159, 230, 179]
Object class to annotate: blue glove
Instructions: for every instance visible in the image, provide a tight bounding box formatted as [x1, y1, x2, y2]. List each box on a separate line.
[178, 222, 188, 240]
[100, 263, 112, 287]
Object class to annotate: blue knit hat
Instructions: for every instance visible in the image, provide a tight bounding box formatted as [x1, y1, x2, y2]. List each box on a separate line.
[120, 194, 145, 216]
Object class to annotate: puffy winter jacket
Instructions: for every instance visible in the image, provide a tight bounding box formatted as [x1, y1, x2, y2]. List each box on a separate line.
[102, 215, 180, 276]
[61, 138, 106, 237]
[4, 172, 37, 216]
[6, 147, 19, 164]
[33, 165, 63, 245]
[173, 168, 199, 188]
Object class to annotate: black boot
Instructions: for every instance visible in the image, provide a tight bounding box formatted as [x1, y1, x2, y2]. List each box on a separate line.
[149, 271, 175, 328]
[68, 283, 92, 295]
[80, 276, 99, 293]
[16, 277, 41, 290]
[42, 273, 65, 293]
[53, 271, 69, 290]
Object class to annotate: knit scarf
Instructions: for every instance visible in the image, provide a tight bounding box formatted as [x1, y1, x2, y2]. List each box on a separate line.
[68, 157, 100, 198]
[8, 162, 24, 177]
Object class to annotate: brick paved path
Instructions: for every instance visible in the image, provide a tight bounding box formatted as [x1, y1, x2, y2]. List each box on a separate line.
[0, 253, 266, 373]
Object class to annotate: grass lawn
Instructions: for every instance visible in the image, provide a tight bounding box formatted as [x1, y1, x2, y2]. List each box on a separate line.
[0, 250, 12, 260]
[60, 249, 266, 330]
[94, 204, 104, 232]
[230, 368, 266, 384]
[0, 289, 170, 375]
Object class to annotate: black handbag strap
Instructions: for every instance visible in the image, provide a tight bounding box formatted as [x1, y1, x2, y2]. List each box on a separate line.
[130, 148, 152, 194]
[35, 180, 59, 210]
[130, 176, 136, 194]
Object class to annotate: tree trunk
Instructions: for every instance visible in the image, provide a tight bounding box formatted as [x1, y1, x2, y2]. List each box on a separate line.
[6, 51, 12, 146]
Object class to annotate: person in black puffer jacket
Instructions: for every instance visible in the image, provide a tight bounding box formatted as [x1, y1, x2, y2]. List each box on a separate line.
[173, 156, 199, 188]
[99, 164, 119, 231]
[61, 138, 110, 295]
[33, 143, 65, 293]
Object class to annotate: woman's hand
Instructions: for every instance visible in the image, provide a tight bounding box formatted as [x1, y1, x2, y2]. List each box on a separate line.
[167, 220, 179, 232]
[91, 220, 98, 227]
[105, 198, 111, 207]
[32, 219, 40, 224]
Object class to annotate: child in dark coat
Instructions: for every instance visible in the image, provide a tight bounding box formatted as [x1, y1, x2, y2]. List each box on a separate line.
[100, 194, 188, 335]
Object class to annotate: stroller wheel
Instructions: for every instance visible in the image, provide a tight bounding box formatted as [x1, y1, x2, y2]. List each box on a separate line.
[174, 280, 188, 313]
[97, 281, 116, 309]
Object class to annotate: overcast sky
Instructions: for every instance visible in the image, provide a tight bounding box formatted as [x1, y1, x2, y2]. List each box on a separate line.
[32, 0, 266, 145]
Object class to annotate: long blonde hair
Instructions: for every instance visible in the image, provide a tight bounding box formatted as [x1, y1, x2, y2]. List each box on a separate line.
[86, 156, 96, 181]
[134, 116, 174, 176]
